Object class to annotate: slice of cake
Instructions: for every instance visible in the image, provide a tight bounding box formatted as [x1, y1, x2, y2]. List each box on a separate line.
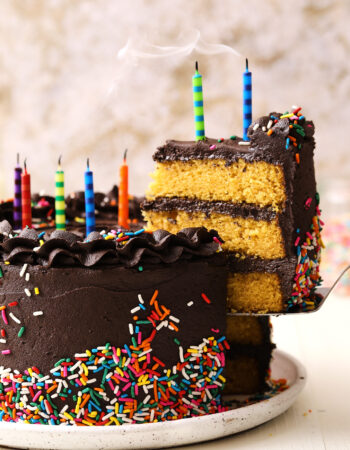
[225, 316, 274, 394]
[0, 223, 230, 425]
[143, 109, 323, 313]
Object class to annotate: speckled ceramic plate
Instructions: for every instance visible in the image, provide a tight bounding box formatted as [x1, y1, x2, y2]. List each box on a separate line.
[0, 350, 306, 450]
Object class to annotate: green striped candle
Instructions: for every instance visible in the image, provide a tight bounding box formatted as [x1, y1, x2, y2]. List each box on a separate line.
[55, 156, 66, 230]
[192, 61, 205, 141]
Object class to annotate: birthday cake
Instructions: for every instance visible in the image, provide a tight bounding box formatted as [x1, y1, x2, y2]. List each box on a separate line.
[0, 60, 318, 425]
[143, 109, 324, 313]
[0, 219, 275, 426]
[0, 224, 235, 425]
[0, 104, 322, 426]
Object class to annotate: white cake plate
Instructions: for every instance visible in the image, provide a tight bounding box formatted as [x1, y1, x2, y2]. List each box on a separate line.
[0, 350, 306, 450]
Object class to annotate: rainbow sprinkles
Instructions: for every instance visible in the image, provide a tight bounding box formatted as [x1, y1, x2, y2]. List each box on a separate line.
[0, 290, 229, 426]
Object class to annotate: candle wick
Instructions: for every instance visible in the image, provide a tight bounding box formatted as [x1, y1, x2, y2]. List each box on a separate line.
[195, 61, 199, 73]
[246, 58, 249, 71]
[23, 158, 27, 172]
[87, 158, 90, 170]
[17, 153, 20, 166]
[58, 155, 62, 168]
[123, 149, 128, 162]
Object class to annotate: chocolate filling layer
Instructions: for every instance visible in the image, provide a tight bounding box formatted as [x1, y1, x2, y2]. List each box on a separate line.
[142, 197, 278, 222]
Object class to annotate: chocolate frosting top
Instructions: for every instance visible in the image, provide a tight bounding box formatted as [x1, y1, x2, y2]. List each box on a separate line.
[153, 113, 315, 165]
[0, 221, 221, 268]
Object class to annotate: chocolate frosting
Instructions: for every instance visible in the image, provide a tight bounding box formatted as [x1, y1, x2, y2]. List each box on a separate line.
[0, 257, 227, 375]
[153, 116, 314, 166]
[0, 222, 221, 269]
[142, 197, 278, 222]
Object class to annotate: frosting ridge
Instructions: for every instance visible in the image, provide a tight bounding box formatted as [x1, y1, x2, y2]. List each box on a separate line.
[0, 221, 222, 268]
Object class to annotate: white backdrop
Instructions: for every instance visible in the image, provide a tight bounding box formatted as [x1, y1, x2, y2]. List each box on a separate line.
[0, 0, 349, 199]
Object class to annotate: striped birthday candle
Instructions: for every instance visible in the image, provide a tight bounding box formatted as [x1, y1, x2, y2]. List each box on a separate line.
[243, 58, 252, 141]
[192, 61, 205, 141]
[55, 156, 66, 230]
[84, 158, 96, 235]
[13, 153, 22, 229]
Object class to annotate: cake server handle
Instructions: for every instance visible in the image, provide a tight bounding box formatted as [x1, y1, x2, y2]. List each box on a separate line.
[227, 264, 350, 317]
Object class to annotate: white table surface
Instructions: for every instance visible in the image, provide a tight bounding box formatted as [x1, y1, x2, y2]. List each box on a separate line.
[1, 292, 349, 450]
[176, 292, 350, 450]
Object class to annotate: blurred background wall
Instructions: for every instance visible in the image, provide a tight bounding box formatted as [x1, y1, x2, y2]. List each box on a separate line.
[0, 0, 349, 196]
[0, 0, 349, 286]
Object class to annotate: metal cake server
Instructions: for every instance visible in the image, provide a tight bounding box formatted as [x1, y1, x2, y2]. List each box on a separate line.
[227, 264, 350, 317]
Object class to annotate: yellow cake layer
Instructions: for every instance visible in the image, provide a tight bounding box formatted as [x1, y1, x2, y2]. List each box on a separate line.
[223, 357, 261, 394]
[227, 272, 283, 313]
[147, 160, 286, 211]
[143, 210, 285, 259]
[226, 316, 265, 346]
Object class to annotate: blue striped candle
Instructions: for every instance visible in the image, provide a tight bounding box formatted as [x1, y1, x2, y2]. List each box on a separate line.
[192, 61, 205, 141]
[84, 158, 96, 235]
[243, 58, 252, 141]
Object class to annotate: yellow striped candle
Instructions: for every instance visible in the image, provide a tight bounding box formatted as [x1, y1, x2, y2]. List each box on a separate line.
[55, 156, 66, 230]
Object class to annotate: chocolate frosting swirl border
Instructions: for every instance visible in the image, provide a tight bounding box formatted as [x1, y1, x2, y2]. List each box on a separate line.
[0, 222, 222, 269]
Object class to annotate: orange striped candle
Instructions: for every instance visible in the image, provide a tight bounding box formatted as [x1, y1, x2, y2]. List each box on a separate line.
[118, 149, 129, 229]
[21, 159, 32, 229]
